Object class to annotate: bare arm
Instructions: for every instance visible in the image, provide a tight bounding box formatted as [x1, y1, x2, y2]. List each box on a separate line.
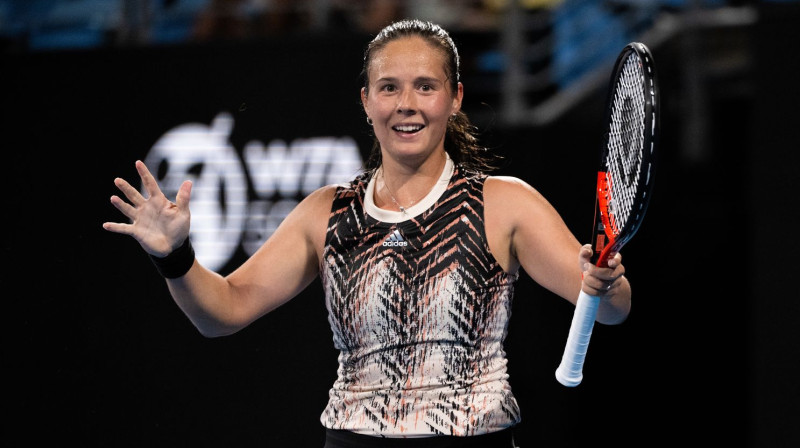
[103, 160, 331, 337]
[164, 186, 330, 336]
[484, 176, 630, 325]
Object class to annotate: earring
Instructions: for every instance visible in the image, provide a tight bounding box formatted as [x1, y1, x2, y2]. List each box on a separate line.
[366, 117, 373, 126]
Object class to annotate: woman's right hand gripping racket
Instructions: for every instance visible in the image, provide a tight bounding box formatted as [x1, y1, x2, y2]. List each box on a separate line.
[555, 42, 660, 387]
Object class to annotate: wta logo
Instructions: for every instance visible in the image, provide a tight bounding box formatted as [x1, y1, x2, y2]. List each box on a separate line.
[143, 112, 363, 272]
[383, 229, 407, 247]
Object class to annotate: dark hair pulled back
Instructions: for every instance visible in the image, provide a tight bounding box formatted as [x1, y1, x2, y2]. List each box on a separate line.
[360, 19, 500, 173]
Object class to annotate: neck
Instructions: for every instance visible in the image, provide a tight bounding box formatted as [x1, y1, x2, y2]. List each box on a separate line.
[376, 151, 448, 213]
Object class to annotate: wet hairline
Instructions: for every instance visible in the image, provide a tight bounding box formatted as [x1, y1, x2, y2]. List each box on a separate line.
[364, 36, 455, 93]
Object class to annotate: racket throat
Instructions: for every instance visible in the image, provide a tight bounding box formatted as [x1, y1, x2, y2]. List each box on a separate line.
[591, 171, 615, 268]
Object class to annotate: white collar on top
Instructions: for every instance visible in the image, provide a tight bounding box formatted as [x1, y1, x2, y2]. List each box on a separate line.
[364, 153, 454, 223]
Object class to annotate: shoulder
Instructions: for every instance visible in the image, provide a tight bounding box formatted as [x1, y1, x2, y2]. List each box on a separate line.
[295, 169, 374, 219]
[482, 176, 548, 273]
[299, 171, 369, 207]
[483, 175, 579, 277]
[327, 171, 370, 200]
[283, 183, 347, 255]
[484, 175, 563, 234]
[306, 183, 339, 202]
[484, 175, 550, 207]
[281, 183, 343, 232]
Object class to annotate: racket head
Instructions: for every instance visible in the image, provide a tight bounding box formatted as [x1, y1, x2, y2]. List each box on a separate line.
[592, 42, 659, 266]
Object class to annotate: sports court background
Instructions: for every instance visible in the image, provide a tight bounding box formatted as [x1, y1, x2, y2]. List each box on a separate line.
[2, 1, 797, 446]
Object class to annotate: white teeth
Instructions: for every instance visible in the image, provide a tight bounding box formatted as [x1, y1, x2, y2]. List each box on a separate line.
[395, 125, 422, 132]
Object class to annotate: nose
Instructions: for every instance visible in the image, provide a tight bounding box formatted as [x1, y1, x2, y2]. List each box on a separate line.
[396, 89, 416, 115]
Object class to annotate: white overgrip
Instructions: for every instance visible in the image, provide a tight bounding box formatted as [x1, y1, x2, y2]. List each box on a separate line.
[555, 290, 601, 387]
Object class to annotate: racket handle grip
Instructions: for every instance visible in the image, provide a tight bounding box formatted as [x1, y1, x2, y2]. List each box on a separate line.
[555, 290, 601, 387]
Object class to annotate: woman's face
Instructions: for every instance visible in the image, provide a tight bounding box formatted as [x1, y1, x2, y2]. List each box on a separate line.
[362, 36, 462, 164]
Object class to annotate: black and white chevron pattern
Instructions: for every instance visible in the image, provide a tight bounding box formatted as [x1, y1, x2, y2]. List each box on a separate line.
[320, 167, 521, 437]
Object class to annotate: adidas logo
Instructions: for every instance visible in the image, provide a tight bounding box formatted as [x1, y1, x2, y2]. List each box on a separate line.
[382, 229, 408, 247]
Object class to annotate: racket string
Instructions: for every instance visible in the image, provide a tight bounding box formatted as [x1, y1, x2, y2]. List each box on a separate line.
[605, 53, 646, 233]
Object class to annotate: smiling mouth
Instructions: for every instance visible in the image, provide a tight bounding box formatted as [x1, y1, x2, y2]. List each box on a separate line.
[393, 124, 424, 134]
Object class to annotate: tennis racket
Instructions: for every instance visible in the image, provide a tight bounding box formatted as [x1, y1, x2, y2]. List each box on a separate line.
[555, 42, 659, 387]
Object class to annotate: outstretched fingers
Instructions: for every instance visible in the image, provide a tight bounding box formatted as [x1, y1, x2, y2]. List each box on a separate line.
[108, 193, 137, 220]
[175, 179, 193, 212]
[103, 191, 137, 235]
[103, 160, 161, 236]
[135, 159, 164, 200]
[102, 219, 131, 235]
[104, 160, 193, 257]
[113, 176, 145, 206]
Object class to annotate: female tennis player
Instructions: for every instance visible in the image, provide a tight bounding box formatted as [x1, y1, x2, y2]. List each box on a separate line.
[103, 19, 630, 448]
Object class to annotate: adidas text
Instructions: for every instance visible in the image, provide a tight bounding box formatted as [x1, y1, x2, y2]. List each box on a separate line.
[383, 229, 407, 247]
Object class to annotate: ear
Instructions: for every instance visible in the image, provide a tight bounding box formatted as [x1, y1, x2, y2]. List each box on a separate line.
[452, 82, 464, 114]
[361, 87, 369, 116]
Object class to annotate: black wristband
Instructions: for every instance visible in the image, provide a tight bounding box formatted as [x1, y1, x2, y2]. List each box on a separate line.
[149, 237, 195, 279]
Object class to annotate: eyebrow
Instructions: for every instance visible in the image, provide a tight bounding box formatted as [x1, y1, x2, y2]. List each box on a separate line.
[375, 76, 444, 85]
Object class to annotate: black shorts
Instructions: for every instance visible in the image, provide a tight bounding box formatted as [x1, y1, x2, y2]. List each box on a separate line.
[323, 427, 518, 448]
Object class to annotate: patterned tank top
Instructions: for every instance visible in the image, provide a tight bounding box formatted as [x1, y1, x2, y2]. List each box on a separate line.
[319, 163, 521, 437]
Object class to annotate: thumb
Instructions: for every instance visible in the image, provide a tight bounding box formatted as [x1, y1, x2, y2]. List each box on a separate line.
[579, 243, 593, 262]
[578, 244, 592, 272]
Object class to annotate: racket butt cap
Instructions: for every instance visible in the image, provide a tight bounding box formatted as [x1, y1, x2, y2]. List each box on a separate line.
[555, 367, 583, 387]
